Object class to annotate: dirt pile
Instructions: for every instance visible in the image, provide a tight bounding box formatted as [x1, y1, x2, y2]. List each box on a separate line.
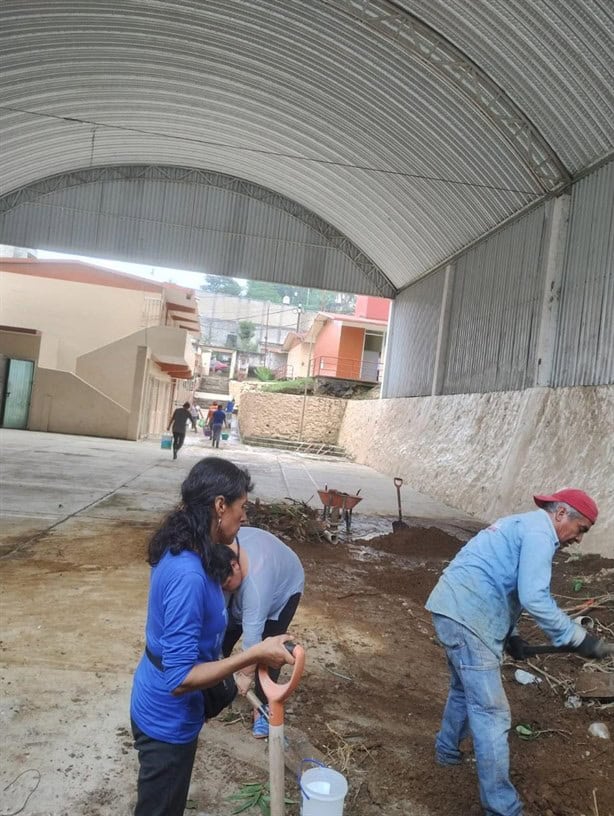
[252, 502, 614, 816]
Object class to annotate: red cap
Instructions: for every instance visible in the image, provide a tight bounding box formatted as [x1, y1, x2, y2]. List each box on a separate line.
[534, 489, 598, 524]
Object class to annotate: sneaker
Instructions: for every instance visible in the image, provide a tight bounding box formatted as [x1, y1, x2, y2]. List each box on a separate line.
[252, 714, 269, 739]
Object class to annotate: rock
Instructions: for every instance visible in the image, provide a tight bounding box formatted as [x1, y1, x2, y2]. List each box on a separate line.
[588, 722, 610, 740]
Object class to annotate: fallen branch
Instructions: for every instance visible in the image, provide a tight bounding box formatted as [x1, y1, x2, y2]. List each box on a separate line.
[324, 666, 353, 681]
[336, 591, 379, 600]
[525, 660, 572, 691]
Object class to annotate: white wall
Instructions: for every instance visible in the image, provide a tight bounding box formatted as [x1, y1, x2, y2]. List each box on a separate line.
[29, 368, 130, 438]
[339, 385, 614, 556]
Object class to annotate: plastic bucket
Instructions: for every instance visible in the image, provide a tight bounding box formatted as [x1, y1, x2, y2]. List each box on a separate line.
[221, 431, 229, 440]
[160, 434, 172, 450]
[300, 760, 347, 816]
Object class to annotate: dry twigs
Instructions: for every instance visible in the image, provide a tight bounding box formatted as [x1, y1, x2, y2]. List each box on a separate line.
[525, 660, 573, 692]
[246, 499, 324, 544]
[323, 722, 378, 773]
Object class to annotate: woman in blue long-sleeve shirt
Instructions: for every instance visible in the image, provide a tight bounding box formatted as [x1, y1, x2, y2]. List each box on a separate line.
[130, 457, 295, 816]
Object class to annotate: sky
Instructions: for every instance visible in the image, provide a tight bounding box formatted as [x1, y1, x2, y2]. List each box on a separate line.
[34, 248, 242, 290]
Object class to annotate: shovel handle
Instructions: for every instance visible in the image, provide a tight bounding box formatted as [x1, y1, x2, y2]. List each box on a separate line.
[522, 645, 574, 656]
[258, 643, 305, 707]
[394, 477, 404, 521]
[522, 643, 614, 658]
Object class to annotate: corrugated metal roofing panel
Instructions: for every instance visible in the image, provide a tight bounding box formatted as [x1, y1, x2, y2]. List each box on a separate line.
[552, 162, 614, 386]
[400, 0, 614, 173]
[383, 270, 445, 397]
[0, 173, 385, 295]
[1, 0, 577, 291]
[442, 205, 548, 394]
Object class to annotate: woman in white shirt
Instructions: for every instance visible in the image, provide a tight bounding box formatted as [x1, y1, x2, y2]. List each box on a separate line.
[222, 526, 304, 738]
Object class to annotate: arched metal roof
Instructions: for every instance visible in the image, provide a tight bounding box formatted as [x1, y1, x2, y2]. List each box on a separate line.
[1, 0, 612, 290]
[0, 165, 396, 297]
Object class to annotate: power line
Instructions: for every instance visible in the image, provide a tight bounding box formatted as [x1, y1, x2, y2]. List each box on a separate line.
[1, 105, 539, 196]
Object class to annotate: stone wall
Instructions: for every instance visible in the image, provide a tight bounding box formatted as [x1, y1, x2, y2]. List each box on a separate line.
[238, 391, 347, 443]
[338, 385, 614, 556]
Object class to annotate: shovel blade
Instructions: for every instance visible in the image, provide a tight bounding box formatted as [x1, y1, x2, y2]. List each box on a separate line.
[392, 520, 410, 532]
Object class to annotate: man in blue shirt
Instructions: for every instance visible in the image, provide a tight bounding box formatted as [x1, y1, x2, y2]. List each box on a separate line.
[426, 488, 611, 816]
[210, 405, 227, 448]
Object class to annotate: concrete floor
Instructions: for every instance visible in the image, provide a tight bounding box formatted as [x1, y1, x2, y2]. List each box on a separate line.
[0, 427, 476, 816]
[0, 427, 473, 553]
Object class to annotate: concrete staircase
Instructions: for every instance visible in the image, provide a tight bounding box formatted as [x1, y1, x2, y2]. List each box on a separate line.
[241, 435, 347, 457]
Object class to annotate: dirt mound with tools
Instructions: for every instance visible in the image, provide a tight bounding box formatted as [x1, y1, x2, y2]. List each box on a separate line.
[258, 503, 614, 816]
[1, 501, 611, 815]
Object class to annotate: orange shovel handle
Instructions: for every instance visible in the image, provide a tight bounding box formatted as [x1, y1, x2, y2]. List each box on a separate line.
[258, 644, 305, 708]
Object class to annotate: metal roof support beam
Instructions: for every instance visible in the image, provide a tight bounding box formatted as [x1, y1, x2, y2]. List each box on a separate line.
[325, 0, 571, 191]
[431, 262, 454, 396]
[534, 194, 571, 387]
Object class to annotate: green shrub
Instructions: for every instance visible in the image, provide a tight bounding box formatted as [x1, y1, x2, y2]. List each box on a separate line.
[259, 378, 314, 394]
[254, 366, 275, 381]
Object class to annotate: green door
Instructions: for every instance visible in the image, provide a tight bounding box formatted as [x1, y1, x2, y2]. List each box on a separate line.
[2, 359, 34, 429]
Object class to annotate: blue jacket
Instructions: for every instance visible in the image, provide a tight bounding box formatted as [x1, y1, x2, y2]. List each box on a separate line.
[130, 550, 228, 743]
[426, 509, 585, 657]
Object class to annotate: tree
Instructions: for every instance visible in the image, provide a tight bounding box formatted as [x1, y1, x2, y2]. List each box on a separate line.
[244, 280, 355, 313]
[237, 320, 257, 351]
[244, 280, 291, 303]
[200, 274, 242, 296]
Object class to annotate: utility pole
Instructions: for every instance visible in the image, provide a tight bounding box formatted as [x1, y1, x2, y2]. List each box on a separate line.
[295, 304, 303, 332]
[263, 301, 270, 365]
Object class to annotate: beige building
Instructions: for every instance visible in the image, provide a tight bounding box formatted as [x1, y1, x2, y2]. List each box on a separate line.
[0, 259, 200, 439]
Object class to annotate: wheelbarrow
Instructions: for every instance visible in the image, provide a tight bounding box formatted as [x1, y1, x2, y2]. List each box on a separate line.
[317, 486, 362, 534]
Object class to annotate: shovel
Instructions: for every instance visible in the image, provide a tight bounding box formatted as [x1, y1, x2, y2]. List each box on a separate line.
[522, 642, 614, 657]
[393, 477, 409, 532]
[254, 641, 306, 816]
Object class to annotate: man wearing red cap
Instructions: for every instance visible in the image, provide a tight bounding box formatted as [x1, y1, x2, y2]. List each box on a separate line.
[426, 489, 610, 816]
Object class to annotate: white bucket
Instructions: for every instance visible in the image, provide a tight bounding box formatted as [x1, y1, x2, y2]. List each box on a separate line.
[300, 762, 348, 816]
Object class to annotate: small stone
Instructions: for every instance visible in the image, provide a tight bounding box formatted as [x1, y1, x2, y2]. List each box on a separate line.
[588, 722, 610, 740]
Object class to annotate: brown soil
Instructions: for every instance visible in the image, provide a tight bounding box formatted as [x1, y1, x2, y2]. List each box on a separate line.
[254, 505, 614, 816]
[1, 505, 612, 816]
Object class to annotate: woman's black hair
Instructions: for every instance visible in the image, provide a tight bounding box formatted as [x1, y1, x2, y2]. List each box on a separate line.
[147, 457, 253, 582]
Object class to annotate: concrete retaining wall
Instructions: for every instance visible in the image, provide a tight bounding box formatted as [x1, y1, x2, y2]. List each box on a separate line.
[238, 391, 347, 443]
[339, 385, 614, 556]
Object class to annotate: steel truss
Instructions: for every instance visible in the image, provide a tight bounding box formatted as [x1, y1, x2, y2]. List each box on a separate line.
[324, 0, 570, 191]
[0, 164, 396, 298]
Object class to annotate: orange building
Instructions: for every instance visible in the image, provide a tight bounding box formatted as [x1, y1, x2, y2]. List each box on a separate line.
[284, 296, 390, 383]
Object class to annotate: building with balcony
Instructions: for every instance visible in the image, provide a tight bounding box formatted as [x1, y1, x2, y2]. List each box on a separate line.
[0, 259, 200, 439]
[283, 295, 390, 384]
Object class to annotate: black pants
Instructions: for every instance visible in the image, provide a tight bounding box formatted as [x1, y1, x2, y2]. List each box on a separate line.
[211, 423, 223, 448]
[172, 432, 185, 455]
[131, 719, 198, 816]
[222, 592, 302, 704]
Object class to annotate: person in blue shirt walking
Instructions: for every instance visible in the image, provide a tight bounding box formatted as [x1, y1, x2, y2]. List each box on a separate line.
[426, 488, 611, 816]
[210, 405, 227, 448]
[130, 457, 295, 816]
[225, 398, 235, 427]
